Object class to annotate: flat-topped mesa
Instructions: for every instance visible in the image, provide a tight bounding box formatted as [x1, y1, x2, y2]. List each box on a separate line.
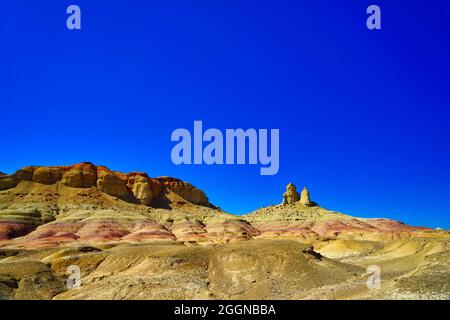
[0, 162, 212, 208]
[282, 183, 316, 207]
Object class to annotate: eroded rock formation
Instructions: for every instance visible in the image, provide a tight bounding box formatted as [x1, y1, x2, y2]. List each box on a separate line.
[282, 183, 300, 205]
[0, 164, 449, 301]
[127, 173, 162, 206]
[0, 163, 212, 208]
[0, 163, 446, 249]
[158, 177, 210, 206]
[61, 162, 97, 188]
[300, 187, 312, 206]
[282, 183, 316, 207]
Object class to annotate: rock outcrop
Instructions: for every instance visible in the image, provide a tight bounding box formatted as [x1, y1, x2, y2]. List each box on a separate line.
[32, 167, 61, 185]
[0, 175, 18, 191]
[0, 163, 213, 208]
[16, 167, 35, 181]
[0, 163, 446, 249]
[127, 173, 162, 206]
[300, 187, 312, 206]
[61, 162, 97, 188]
[157, 177, 210, 207]
[0, 164, 449, 301]
[96, 167, 133, 201]
[282, 183, 300, 205]
[281, 183, 316, 207]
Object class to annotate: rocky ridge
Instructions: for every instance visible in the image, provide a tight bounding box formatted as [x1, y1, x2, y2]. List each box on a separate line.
[0, 164, 447, 249]
[0, 162, 211, 207]
[0, 164, 449, 300]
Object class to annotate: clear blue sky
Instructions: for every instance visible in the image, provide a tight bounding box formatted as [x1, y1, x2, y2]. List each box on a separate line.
[1, 1, 449, 228]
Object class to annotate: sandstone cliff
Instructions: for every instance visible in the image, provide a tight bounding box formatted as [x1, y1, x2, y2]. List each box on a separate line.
[0, 162, 212, 208]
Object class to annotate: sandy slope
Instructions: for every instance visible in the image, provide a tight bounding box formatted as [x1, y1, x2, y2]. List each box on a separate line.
[0, 238, 448, 300]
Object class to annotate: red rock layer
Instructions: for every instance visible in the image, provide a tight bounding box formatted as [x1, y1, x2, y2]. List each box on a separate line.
[253, 218, 432, 241]
[0, 222, 36, 240]
[2, 218, 264, 248]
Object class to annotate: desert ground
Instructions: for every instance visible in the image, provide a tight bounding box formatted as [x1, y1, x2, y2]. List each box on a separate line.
[0, 163, 448, 300]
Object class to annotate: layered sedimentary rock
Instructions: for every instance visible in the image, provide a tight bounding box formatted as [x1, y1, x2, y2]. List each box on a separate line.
[96, 167, 133, 201]
[0, 175, 18, 191]
[0, 163, 212, 208]
[158, 177, 210, 206]
[0, 163, 447, 249]
[127, 173, 162, 206]
[245, 204, 440, 242]
[0, 164, 449, 301]
[32, 167, 61, 185]
[61, 162, 97, 188]
[0, 163, 222, 247]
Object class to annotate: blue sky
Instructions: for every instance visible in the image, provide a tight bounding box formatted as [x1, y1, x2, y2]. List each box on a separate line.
[1, 1, 449, 228]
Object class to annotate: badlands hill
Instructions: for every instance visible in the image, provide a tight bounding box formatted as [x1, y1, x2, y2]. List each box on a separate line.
[0, 162, 257, 248]
[0, 162, 449, 300]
